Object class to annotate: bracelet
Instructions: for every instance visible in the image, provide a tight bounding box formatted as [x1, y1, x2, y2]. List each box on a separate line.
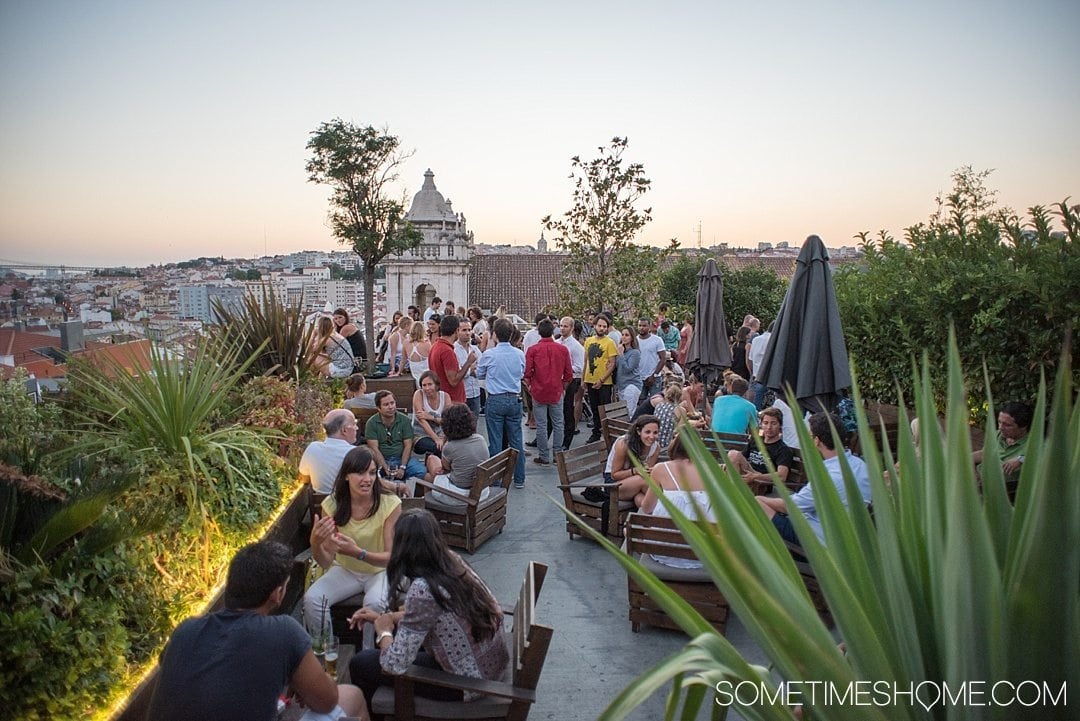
[357, 548, 367, 562]
[376, 630, 394, 645]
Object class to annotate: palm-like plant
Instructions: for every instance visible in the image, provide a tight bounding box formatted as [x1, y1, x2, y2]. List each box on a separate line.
[209, 284, 317, 379]
[64, 337, 279, 514]
[567, 334, 1077, 721]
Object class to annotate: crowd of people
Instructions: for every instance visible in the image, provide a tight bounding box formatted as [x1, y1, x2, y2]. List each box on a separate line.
[149, 299, 1033, 721]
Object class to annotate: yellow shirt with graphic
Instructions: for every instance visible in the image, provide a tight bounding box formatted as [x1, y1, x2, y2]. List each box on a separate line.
[583, 335, 618, 385]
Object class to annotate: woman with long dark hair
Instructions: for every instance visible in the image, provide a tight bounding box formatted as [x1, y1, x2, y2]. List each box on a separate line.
[333, 307, 368, 363]
[304, 446, 401, 638]
[585, 414, 660, 507]
[348, 509, 509, 709]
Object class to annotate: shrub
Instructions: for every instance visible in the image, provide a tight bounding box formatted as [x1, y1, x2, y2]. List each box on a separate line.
[570, 332, 1078, 720]
[209, 284, 318, 379]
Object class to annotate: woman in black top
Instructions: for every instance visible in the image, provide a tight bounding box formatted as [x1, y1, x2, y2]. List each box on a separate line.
[334, 308, 367, 362]
[730, 325, 751, 380]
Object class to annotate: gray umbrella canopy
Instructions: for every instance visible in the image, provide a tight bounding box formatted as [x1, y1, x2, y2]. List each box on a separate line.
[756, 235, 851, 414]
[685, 258, 732, 390]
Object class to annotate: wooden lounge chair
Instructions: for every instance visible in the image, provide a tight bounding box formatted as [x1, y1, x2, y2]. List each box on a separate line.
[367, 561, 553, 721]
[624, 513, 729, 634]
[555, 441, 632, 540]
[414, 448, 516, 554]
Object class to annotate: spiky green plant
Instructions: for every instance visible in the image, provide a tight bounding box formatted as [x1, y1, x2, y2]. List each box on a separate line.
[565, 332, 1077, 720]
[64, 337, 279, 515]
[209, 283, 317, 379]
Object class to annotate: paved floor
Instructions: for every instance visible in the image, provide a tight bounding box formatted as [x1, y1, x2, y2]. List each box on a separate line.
[456, 422, 768, 721]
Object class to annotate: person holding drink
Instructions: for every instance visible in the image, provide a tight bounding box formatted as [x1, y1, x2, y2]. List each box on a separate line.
[304, 446, 401, 641]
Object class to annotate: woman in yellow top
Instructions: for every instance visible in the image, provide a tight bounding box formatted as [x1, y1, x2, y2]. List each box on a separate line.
[304, 446, 401, 638]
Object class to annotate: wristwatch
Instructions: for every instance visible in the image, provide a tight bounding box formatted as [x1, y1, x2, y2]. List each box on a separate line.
[356, 548, 367, 562]
[376, 630, 394, 645]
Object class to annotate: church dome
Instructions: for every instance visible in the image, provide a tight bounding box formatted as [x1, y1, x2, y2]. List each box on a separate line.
[406, 169, 458, 224]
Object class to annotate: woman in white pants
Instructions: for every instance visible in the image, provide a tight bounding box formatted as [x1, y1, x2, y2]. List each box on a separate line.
[304, 446, 401, 637]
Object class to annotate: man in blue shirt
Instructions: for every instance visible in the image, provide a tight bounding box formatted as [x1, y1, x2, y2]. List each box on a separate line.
[756, 411, 871, 547]
[711, 376, 759, 435]
[477, 318, 527, 487]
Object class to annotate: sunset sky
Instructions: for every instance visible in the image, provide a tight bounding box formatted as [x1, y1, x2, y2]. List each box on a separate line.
[1, 1, 1077, 267]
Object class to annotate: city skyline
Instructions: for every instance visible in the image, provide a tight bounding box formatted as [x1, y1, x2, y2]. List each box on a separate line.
[1, 1, 1078, 267]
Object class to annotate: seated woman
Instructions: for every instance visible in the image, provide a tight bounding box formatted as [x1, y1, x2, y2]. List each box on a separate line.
[333, 307, 367, 363]
[305, 446, 401, 639]
[348, 509, 509, 710]
[310, 315, 355, 379]
[343, 373, 377, 410]
[386, 315, 412, 376]
[640, 433, 716, 568]
[405, 321, 431, 386]
[411, 371, 451, 457]
[588, 414, 661, 507]
[423, 403, 491, 504]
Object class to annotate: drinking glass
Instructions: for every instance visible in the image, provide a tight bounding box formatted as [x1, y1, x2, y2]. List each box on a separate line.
[324, 635, 339, 678]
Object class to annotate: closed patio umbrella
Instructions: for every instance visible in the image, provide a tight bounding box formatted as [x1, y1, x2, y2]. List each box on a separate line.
[756, 234, 851, 414]
[685, 258, 731, 391]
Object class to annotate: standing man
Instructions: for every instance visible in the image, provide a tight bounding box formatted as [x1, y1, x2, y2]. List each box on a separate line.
[583, 313, 618, 444]
[422, 297, 442, 322]
[747, 321, 773, 409]
[298, 409, 359, 494]
[636, 317, 669, 397]
[524, 318, 573, 465]
[365, 390, 427, 485]
[476, 318, 527, 488]
[557, 316, 585, 450]
[428, 315, 475, 404]
[455, 319, 483, 417]
[146, 541, 367, 721]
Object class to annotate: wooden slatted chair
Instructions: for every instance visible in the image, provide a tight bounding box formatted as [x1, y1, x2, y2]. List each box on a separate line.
[601, 416, 632, 450]
[413, 448, 516, 554]
[368, 562, 553, 721]
[598, 399, 630, 425]
[624, 513, 729, 634]
[555, 441, 632, 540]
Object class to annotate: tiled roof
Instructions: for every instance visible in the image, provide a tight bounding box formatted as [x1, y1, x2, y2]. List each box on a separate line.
[468, 253, 569, 318]
[0, 329, 61, 360]
[81, 339, 153, 377]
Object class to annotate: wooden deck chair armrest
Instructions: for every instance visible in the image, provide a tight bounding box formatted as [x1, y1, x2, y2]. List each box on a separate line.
[413, 479, 479, 507]
[557, 479, 621, 490]
[397, 665, 539, 703]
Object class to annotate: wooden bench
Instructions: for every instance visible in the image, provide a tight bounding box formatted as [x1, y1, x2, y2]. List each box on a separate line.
[366, 375, 417, 411]
[369, 561, 553, 721]
[414, 448, 517, 554]
[556, 441, 633, 540]
[624, 513, 729, 634]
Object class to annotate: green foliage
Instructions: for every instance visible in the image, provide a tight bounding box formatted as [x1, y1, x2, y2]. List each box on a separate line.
[306, 119, 423, 371]
[543, 137, 679, 318]
[64, 338, 278, 517]
[210, 284, 317, 379]
[0, 561, 129, 720]
[659, 256, 788, 333]
[835, 167, 1079, 419]
[566, 333, 1078, 720]
[0, 369, 64, 477]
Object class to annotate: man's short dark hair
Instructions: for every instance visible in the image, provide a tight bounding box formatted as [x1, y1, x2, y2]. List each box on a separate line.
[730, 376, 749, 394]
[442, 403, 476, 440]
[431, 297, 442, 305]
[534, 312, 547, 324]
[596, 312, 612, 326]
[808, 411, 846, 450]
[999, 401, 1033, 430]
[224, 541, 292, 610]
[537, 318, 555, 338]
[375, 389, 395, 409]
[439, 315, 460, 337]
[493, 318, 514, 343]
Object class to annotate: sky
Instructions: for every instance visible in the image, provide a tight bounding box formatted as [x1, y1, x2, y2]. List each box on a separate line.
[1, 0, 1078, 268]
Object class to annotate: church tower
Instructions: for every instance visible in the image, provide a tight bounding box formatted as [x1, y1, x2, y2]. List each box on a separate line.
[383, 169, 473, 314]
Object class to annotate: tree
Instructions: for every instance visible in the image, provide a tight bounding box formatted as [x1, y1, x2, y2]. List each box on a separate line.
[543, 137, 678, 320]
[659, 256, 787, 331]
[306, 120, 422, 369]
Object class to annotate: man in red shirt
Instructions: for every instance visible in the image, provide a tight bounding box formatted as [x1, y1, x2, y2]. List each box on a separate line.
[524, 318, 573, 465]
[428, 315, 476, 403]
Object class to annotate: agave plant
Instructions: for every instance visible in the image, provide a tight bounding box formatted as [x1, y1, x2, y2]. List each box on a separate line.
[566, 333, 1078, 721]
[209, 283, 317, 379]
[64, 337, 280, 515]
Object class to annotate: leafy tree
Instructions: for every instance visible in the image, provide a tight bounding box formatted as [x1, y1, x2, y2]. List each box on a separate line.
[659, 255, 787, 331]
[543, 137, 678, 319]
[306, 120, 422, 369]
[835, 167, 1079, 419]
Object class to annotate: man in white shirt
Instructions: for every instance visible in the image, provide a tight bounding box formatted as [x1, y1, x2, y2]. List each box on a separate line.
[297, 409, 358, 494]
[522, 313, 547, 353]
[557, 316, 585, 450]
[748, 321, 773, 409]
[636, 318, 668, 396]
[455, 319, 483, 417]
[422, 297, 442, 322]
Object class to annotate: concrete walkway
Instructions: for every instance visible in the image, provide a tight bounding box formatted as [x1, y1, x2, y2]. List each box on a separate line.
[458, 421, 767, 721]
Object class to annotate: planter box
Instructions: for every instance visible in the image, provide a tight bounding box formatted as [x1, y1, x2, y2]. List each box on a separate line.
[111, 485, 311, 721]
